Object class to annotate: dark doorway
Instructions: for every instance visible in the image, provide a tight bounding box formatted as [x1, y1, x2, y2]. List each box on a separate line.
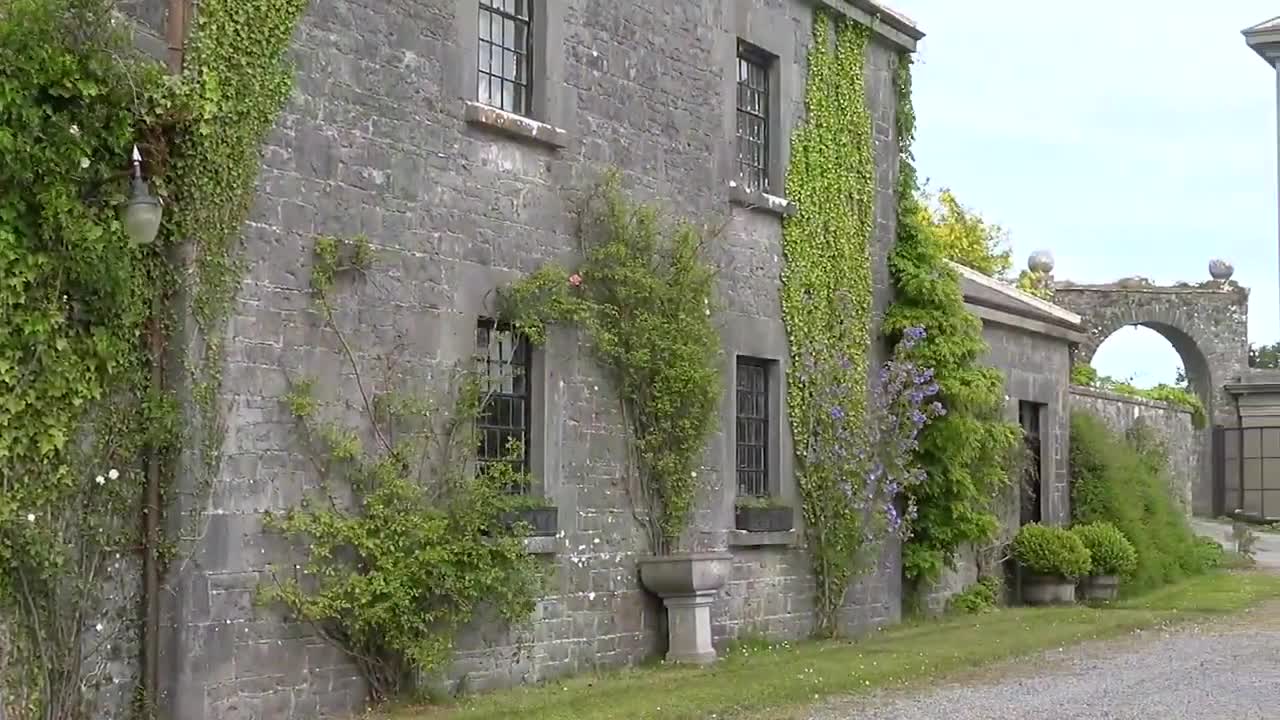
[1019, 401, 1045, 526]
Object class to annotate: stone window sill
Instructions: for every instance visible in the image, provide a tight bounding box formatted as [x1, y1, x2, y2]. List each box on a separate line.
[463, 100, 569, 150]
[523, 535, 560, 555]
[728, 182, 796, 218]
[728, 529, 798, 548]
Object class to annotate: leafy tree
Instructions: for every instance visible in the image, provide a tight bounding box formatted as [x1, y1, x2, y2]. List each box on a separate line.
[1249, 341, 1280, 369]
[916, 187, 1013, 280]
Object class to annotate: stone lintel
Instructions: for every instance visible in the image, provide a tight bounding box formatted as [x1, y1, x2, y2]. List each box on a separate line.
[463, 101, 569, 150]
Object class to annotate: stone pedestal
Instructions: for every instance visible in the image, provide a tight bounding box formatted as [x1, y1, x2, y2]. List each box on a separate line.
[637, 552, 731, 665]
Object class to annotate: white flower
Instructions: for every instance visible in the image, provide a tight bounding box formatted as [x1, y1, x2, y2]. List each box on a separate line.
[96, 475, 106, 486]
[79, 157, 90, 169]
[95, 623, 103, 632]
[70, 125, 81, 137]
[108, 468, 119, 480]
[26, 513, 35, 523]
[690, 470, 697, 478]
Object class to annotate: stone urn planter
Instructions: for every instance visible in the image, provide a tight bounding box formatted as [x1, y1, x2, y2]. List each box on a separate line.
[1078, 574, 1120, 602]
[1020, 573, 1077, 605]
[637, 552, 732, 664]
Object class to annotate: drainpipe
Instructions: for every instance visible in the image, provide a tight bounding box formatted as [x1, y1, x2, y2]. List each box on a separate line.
[1235, 392, 1244, 518]
[143, 2, 189, 714]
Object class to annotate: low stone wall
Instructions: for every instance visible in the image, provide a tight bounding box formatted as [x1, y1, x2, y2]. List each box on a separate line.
[1068, 386, 1200, 513]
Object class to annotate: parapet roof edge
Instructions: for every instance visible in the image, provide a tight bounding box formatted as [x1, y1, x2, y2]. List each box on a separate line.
[947, 260, 1084, 327]
[809, 0, 925, 53]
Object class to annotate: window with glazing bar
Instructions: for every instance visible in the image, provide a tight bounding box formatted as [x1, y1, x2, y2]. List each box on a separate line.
[478, 0, 533, 116]
[476, 319, 532, 492]
[736, 43, 771, 193]
[736, 358, 770, 497]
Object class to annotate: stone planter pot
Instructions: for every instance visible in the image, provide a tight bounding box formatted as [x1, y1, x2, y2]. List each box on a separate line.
[734, 506, 794, 533]
[1021, 573, 1076, 605]
[1079, 574, 1120, 602]
[497, 507, 558, 537]
[637, 552, 732, 664]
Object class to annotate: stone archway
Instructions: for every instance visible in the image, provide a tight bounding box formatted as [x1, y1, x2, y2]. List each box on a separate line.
[1052, 278, 1250, 516]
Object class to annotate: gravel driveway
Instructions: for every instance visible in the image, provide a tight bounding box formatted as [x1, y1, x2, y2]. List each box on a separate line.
[805, 607, 1280, 720]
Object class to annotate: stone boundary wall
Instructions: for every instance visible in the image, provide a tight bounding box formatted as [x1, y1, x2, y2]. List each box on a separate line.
[1068, 385, 1199, 513]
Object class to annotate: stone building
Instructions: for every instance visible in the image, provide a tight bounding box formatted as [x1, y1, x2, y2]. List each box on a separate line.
[133, 2, 924, 718]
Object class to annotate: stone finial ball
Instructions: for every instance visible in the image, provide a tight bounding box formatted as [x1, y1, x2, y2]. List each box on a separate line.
[1027, 250, 1055, 274]
[1209, 259, 1234, 281]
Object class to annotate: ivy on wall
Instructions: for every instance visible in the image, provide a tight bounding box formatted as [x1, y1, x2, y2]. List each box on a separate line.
[165, 0, 310, 553]
[0, 0, 309, 715]
[498, 171, 722, 555]
[885, 54, 1023, 586]
[779, 14, 879, 635]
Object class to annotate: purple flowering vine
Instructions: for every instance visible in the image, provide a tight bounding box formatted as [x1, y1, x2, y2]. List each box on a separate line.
[795, 325, 944, 570]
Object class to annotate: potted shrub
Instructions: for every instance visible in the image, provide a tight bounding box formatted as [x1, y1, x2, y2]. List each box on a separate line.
[1011, 523, 1091, 605]
[1072, 522, 1137, 601]
[734, 496, 794, 532]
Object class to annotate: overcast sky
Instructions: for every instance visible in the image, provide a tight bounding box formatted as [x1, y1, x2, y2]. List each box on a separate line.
[892, 1, 1279, 386]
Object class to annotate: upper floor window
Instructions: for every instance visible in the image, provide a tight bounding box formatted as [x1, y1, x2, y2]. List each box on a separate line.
[476, 318, 532, 491]
[736, 42, 772, 193]
[478, 1, 533, 116]
[736, 357, 770, 497]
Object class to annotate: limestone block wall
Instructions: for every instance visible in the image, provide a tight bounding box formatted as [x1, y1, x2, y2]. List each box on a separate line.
[149, 2, 917, 718]
[1070, 386, 1200, 515]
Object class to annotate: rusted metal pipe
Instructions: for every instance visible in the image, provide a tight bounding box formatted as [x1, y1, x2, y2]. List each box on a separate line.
[164, 0, 187, 74]
[142, 313, 162, 716]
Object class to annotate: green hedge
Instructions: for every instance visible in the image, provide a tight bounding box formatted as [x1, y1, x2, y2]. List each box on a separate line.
[1072, 521, 1138, 577]
[1070, 412, 1214, 592]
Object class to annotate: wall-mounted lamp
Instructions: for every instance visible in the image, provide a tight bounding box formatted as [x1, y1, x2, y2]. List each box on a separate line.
[120, 145, 162, 245]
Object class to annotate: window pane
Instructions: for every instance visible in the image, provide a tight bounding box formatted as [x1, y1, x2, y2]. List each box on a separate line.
[735, 359, 770, 497]
[735, 46, 770, 193]
[477, 1, 534, 116]
[476, 319, 533, 493]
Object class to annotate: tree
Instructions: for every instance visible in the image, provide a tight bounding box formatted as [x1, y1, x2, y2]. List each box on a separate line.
[916, 187, 1013, 280]
[1249, 341, 1280, 369]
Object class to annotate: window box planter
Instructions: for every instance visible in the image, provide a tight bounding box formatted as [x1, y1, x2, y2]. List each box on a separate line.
[734, 505, 793, 533]
[498, 506, 558, 537]
[1078, 573, 1120, 602]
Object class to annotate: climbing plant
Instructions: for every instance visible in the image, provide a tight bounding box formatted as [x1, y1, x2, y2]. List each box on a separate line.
[885, 53, 1023, 586]
[498, 171, 722, 555]
[165, 0, 310, 554]
[779, 15, 942, 636]
[261, 238, 544, 700]
[0, 0, 309, 715]
[1070, 363, 1206, 429]
[0, 1, 178, 716]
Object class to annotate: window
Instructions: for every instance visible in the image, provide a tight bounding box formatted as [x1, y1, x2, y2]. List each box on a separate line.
[736, 358, 770, 497]
[736, 42, 771, 193]
[478, 0, 533, 116]
[476, 319, 532, 491]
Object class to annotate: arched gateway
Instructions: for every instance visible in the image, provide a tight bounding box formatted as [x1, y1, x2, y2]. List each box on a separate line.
[1052, 275, 1250, 516]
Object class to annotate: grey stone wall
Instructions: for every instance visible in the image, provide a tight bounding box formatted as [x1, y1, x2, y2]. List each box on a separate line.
[154, 2, 912, 718]
[1052, 280, 1248, 515]
[1069, 386, 1199, 515]
[919, 315, 1075, 614]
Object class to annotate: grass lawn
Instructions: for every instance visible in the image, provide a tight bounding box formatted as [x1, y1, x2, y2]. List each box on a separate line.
[386, 570, 1280, 720]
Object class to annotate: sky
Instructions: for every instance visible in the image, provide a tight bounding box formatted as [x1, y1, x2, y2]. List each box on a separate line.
[892, 0, 1280, 387]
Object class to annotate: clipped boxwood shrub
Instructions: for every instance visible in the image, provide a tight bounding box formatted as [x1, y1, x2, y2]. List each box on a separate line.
[1072, 522, 1138, 578]
[1012, 523, 1091, 579]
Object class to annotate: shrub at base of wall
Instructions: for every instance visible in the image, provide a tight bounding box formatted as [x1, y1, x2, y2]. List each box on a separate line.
[1069, 411, 1219, 594]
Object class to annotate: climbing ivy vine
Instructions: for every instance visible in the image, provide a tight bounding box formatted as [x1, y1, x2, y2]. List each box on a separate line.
[885, 53, 1023, 587]
[0, 0, 308, 716]
[779, 14, 880, 635]
[498, 171, 722, 555]
[166, 0, 310, 555]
